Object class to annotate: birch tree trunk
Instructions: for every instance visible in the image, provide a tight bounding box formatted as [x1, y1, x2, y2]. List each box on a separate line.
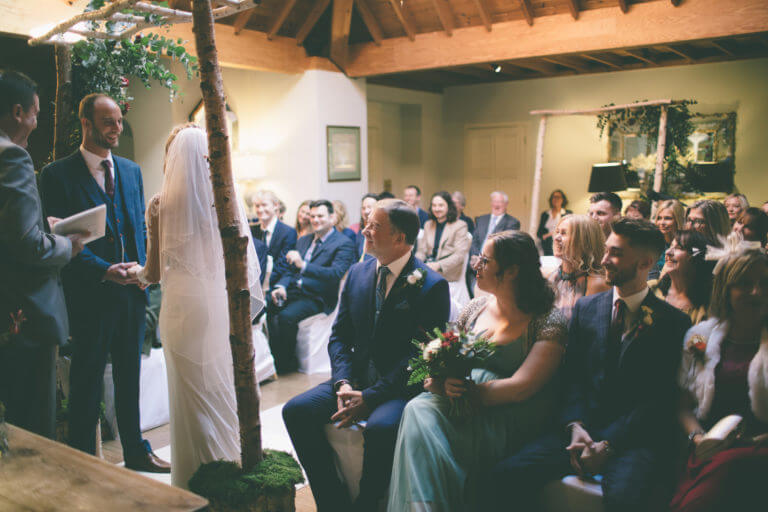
[191, 0, 263, 470]
[53, 46, 73, 161]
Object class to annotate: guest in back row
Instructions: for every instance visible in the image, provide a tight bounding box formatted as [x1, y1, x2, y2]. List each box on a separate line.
[332, 199, 356, 242]
[549, 214, 609, 319]
[251, 190, 297, 290]
[733, 207, 768, 247]
[469, 191, 520, 272]
[671, 242, 768, 512]
[723, 193, 748, 226]
[687, 199, 730, 242]
[403, 184, 429, 227]
[654, 199, 687, 277]
[295, 199, 312, 238]
[537, 188, 571, 256]
[486, 218, 691, 512]
[589, 191, 622, 238]
[452, 190, 475, 234]
[354, 193, 378, 261]
[267, 199, 354, 374]
[624, 199, 651, 220]
[416, 191, 471, 285]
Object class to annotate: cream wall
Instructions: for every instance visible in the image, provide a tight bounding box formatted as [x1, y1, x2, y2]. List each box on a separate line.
[442, 58, 768, 227]
[366, 85, 446, 205]
[126, 66, 367, 227]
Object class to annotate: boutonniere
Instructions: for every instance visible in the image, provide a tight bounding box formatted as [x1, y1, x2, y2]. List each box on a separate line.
[627, 305, 654, 339]
[405, 269, 426, 289]
[685, 334, 708, 360]
[0, 309, 26, 348]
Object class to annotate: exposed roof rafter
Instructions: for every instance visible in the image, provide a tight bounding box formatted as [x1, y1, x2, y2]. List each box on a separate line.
[296, 0, 331, 46]
[472, 0, 492, 31]
[519, 0, 534, 26]
[431, 0, 455, 36]
[355, 0, 384, 45]
[267, 0, 298, 40]
[387, 0, 416, 41]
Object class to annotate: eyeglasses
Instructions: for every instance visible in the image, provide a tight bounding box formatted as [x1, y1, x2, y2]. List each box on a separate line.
[477, 254, 494, 267]
[688, 218, 707, 227]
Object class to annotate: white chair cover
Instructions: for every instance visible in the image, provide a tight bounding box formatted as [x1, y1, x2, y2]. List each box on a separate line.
[252, 316, 276, 382]
[541, 476, 604, 512]
[324, 424, 365, 501]
[296, 310, 336, 374]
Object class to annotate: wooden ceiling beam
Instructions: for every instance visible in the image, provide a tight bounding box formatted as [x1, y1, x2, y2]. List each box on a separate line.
[566, 0, 579, 20]
[657, 44, 693, 62]
[519, 0, 534, 26]
[345, 0, 768, 77]
[233, 7, 255, 35]
[580, 52, 624, 69]
[472, 0, 492, 31]
[671, 0, 682, 5]
[354, 0, 384, 45]
[296, 0, 331, 46]
[541, 55, 589, 72]
[387, 0, 416, 41]
[507, 60, 557, 74]
[620, 49, 656, 65]
[267, 0, 298, 40]
[618, 0, 629, 13]
[708, 40, 735, 57]
[431, 0, 455, 36]
[330, 0, 354, 69]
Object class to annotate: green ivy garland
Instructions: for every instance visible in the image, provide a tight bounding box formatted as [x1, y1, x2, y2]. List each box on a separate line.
[596, 100, 697, 196]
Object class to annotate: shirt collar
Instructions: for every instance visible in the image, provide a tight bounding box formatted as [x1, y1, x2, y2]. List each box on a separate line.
[613, 286, 649, 313]
[313, 228, 334, 244]
[80, 144, 113, 171]
[377, 249, 411, 279]
[265, 216, 278, 234]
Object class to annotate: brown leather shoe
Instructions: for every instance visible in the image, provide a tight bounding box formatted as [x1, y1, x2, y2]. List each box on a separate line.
[125, 451, 171, 473]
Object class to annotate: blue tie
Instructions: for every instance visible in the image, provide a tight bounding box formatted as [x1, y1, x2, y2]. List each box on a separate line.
[374, 266, 391, 324]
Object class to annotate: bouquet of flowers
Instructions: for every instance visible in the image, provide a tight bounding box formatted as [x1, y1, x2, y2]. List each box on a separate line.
[408, 325, 496, 417]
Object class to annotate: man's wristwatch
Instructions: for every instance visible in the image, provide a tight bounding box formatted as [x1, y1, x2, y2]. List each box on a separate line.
[333, 379, 350, 393]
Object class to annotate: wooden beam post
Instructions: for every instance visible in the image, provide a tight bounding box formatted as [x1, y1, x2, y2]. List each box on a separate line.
[652, 105, 668, 216]
[519, 0, 534, 26]
[431, 0, 455, 36]
[233, 8, 254, 35]
[566, 0, 579, 20]
[355, 0, 384, 45]
[618, 0, 628, 13]
[528, 116, 547, 234]
[330, 0, 354, 69]
[387, 0, 416, 40]
[296, 0, 331, 45]
[267, 0, 298, 40]
[472, 0, 492, 31]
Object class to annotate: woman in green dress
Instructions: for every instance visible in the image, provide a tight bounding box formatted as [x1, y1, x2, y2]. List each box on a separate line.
[388, 231, 567, 511]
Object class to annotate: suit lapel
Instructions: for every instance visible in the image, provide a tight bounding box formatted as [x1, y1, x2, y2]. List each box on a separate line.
[618, 293, 657, 367]
[594, 291, 613, 366]
[310, 230, 334, 262]
[382, 256, 417, 312]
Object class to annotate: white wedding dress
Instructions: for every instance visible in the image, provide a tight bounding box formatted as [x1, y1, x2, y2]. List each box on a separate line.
[139, 127, 264, 488]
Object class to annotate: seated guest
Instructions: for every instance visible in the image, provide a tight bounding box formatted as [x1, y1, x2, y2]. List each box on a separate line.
[250, 190, 297, 289]
[283, 199, 449, 511]
[268, 199, 355, 374]
[733, 207, 768, 247]
[403, 185, 430, 227]
[649, 230, 715, 326]
[724, 192, 749, 226]
[354, 193, 378, 261]
[349, 193, 378, 233]
[378, 191, 395, 199]
[0, 70, 83, 439]
[416, 191, 471, 286]
[624, 199, 651, 220]
[670, 244, 768, 512]
[332, 199, 357, 242]
[295, 199, 313, 238]
[654, 199, 687, 277]
[537, 188, 571, 256]
[452, 190, 475, 234]
[549, 215, 609, 319]
[389, 231, 568, 511]
[469, 191, 521, 274]
[589, 191, 623, 238]
[686, 199, 730, 242]
[484, 218, 691, 512]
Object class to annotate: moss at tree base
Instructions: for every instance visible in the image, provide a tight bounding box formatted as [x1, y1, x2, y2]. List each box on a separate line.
[189, 450, 304, 512]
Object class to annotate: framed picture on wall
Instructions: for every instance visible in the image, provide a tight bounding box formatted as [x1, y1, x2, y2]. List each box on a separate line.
[327, 125, 361, 182]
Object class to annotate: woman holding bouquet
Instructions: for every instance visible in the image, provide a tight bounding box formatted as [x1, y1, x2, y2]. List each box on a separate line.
[388, 231, 567, 511]
[670, 243, 768, 512]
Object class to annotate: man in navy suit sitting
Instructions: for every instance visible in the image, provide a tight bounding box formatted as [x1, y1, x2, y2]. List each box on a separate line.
[283, 199, 450, 512]
[267, 199, 354, 374]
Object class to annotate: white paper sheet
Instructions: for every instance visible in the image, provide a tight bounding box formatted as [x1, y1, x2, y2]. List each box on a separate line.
[52, 204, 106, 245]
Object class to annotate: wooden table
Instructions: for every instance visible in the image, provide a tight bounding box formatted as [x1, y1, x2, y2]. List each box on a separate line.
[0, 424, 208, 511]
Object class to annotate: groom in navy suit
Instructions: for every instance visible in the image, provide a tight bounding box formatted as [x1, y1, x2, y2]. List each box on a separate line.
[484, 218, 690, 511]
[283, 199, 450, 512]
[40, 94, 169, 472]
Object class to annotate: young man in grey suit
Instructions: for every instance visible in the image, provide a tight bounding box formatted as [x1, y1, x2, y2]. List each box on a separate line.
[0, 70, 84, 438]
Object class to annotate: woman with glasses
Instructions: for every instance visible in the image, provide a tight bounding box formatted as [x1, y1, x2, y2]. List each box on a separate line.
[686, 200, 730, 242]
[548, 215, 610, 319]
[388, 231, 567, 511]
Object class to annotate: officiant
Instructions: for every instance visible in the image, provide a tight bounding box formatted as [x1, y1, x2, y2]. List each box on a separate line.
[0, 70, 84, 439]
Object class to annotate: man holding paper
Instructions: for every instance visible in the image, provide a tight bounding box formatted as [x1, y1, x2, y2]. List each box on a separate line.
[40, 93, 169, 473]
[0, 70, 84, 439]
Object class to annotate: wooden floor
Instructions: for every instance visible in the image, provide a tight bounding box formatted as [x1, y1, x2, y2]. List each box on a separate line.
[102, 371, 328, 512]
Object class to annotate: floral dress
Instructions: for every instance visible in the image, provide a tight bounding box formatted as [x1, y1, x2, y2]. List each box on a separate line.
[387, 297, 567, 511]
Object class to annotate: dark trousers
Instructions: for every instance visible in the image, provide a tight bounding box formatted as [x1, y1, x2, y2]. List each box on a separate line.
[266, 291, 323, 374]
[483, 431, 668, 512]
[67, 288, 147, 461]
[0, 341, 57, 439]
[282, 380, 407, 512]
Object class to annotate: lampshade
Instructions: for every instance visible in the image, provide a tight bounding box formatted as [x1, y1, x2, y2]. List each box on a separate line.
[687, 161, 734, 193]
[588, 162, 628, 193]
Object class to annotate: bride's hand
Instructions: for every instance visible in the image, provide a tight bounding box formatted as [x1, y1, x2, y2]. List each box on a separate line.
[444, 377, 468, 398]
[424, 377, 445, 396]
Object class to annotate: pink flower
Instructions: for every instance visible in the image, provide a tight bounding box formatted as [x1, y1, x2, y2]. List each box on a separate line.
[120, 76, 129, 87]
[8, 309, 26, 336]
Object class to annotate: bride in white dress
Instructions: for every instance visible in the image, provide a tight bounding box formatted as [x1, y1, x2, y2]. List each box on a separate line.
[132, 124, 264, 488]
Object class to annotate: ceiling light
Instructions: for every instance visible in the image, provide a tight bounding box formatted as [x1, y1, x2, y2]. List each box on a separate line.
[491, 64, 502, 73]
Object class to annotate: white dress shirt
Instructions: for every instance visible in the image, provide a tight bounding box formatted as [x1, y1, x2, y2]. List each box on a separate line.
[80, 145, 115, 192]
[262, 216, 278, 247]
[376, 249, 412, 298]
[612, 286, 650, 332]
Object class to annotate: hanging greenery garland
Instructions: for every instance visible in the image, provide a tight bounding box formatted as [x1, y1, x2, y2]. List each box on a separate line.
[596, 99, 697, 196]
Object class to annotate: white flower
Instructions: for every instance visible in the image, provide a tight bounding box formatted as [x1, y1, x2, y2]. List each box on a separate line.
[422, 338, 442, 361]
[407, 269, 424, 286]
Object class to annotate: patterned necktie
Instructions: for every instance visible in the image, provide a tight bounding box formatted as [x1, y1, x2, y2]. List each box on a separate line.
[374, 266, 391, 324]
[101, 159, 114, 198]
[611, 299, 627, 344]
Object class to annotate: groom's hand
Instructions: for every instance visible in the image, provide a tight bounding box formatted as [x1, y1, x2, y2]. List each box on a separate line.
[104, 262, 139, 285]
[331, 388, 370, 428]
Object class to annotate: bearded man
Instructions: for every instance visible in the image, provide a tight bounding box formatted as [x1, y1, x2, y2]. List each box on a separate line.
[40, 94, 169, 472]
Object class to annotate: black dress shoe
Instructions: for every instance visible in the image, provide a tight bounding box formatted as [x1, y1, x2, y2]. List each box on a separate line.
[125, 451, 171, 473]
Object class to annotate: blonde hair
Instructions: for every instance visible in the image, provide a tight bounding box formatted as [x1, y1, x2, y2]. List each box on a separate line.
[725, 193, 749, 211]
[709, 248, 767, 319]
[559, 214, 605, 275]
[253, 190, 280, 208]
[654, 199, 686, 232]
[164, 122, 201, 173]
[332, 200, 349, 230]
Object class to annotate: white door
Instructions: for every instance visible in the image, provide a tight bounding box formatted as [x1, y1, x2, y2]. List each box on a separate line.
[464, 124, 529, 230]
